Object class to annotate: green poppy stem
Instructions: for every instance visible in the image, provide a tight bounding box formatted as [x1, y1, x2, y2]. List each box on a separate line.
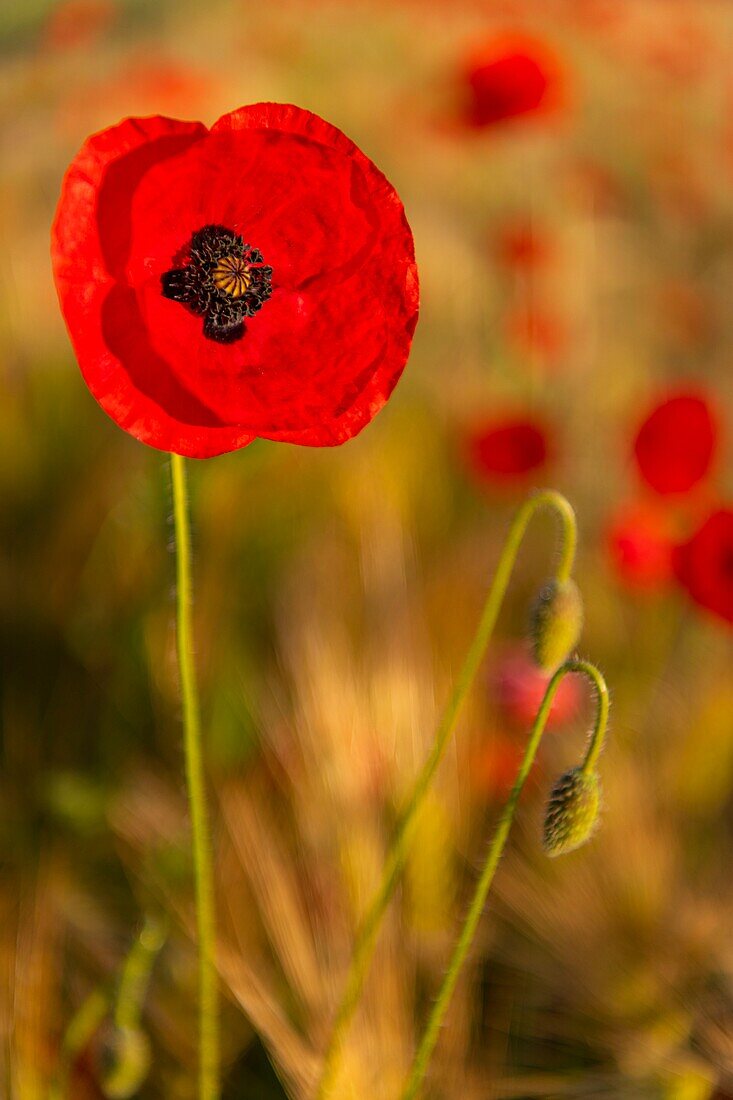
[49, 990, 108, 1100]
[315, 489, 578, 1099]
[400, 658, 609, 1100]
[114, 915, 167, 1031]
[580, 661, 610, 775]
[50, 915, 167, 1100]
[170, 453, 219, 1100]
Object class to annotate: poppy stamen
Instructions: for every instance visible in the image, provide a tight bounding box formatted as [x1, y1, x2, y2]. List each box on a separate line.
[161, 224, 273, 344]
[212, 255, 253, 298]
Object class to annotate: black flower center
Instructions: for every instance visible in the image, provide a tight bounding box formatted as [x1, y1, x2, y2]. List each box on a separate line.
[161, 225, 273, 344]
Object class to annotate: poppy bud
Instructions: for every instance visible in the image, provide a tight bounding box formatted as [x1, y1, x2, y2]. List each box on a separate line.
[543, 766, 600, 857]
[99, 1025, 151, 1099]
[530, 578, 583, 672]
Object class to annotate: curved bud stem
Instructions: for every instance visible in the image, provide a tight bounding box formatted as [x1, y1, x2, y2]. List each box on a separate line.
[114, 914, 168, 1031]
[314, 490, 578, 1099]
[50, 915, 167, 1100]
[399, 658, 609, 1100]
[49, 990, 109, 1100]
[579, 661, 610, 775]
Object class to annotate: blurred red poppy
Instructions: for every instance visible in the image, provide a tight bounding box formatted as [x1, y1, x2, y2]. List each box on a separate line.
[505, 304, 568, 364]
[606, 501, 675, 590]
[466, 416, 550, 484]
[459, 33, 567, 129]
[51, 103, 419, 457]
[674, 508, 733, 624]
[633, 392, 717, 495]
[495, 219, 551, 271]
[469, 735, 524, 801]
[42, 0, 115, 51]
[643, 19, 710, 83]
[492, 647, 580, 729]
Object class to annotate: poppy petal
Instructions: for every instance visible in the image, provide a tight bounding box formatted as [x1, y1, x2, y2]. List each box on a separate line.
[466, 416, 551, 483]
[606, 501, 675, 590]
[673, 508, 733, 624]
[633, 392, 717, 495]
[51, 115, 255, 456]
[459, 33, 568, 129]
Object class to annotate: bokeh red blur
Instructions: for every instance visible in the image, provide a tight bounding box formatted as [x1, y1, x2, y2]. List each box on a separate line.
[607, 501, 675, 590]
[633, 392, 718, 496]
[674, 508, 733, 624]
[465, 416, 551, 485]
[459, 32, 568, 128]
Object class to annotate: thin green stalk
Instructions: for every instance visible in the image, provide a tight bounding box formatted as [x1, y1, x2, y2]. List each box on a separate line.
[49, 917, 167, 1100]
[400, 659, 609, 1100]
[315, 490, 577, 1099]
[580, 662, 609, 775]
[114, 915, 168, 1030]
[49, 990, 108, 1100]
[170, 453, 219, 1100]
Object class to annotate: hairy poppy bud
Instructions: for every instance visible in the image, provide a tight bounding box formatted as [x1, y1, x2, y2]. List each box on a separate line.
[530, 578, 583, 672]
[543, 767, 600, 857]
[99, 1026, 151, 1099]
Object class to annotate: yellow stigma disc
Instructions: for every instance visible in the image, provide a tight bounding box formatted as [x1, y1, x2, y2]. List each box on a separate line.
[212, 255, 252, 298]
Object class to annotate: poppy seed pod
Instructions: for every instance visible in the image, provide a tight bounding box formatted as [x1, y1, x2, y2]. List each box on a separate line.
[99, 1026, 152, 1099]
[543, 766, 600, 857]
[530, 578, 583, 672]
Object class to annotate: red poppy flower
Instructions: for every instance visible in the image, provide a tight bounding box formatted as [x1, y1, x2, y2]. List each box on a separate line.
[466, 416, 551, 484]
[674, 508, 733, 625]
[43, 0, 115, 51]
[492, 648, 580, 730]
[495, 219, 551, 271]
[505, 304, 567, 364]
[606, 501, 675, 590]
[643, 19, 710, 83]
[459, 33, 567, 129]
[633, 392, 717, 495]
[51, 103, 419, 457]
[469, 735, 524, 801]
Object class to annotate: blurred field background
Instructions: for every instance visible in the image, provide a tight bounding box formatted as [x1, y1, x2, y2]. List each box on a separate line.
[2, 0, 733, 1097]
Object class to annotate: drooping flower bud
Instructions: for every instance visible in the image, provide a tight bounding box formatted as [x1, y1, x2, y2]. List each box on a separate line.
[99, 1026, 151, 1099]
[530, 578, 583, 672]
[543, 766, 600, 857]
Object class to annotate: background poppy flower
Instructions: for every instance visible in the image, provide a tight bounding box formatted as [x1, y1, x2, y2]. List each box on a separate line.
[459, 32, 567, 129]
[633, 392, 717, 495]
[491, 647, 580, 729]
[606, 501, 675, 590]
[42, 0, 115, 52]
[465, 415, 551, 485]
[504, 303, 568, 364]
[673, 508, 733, 624]
[469, 735, 525, 801]
[494, 218, 552, 271]
[51, 102, 419, 457]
